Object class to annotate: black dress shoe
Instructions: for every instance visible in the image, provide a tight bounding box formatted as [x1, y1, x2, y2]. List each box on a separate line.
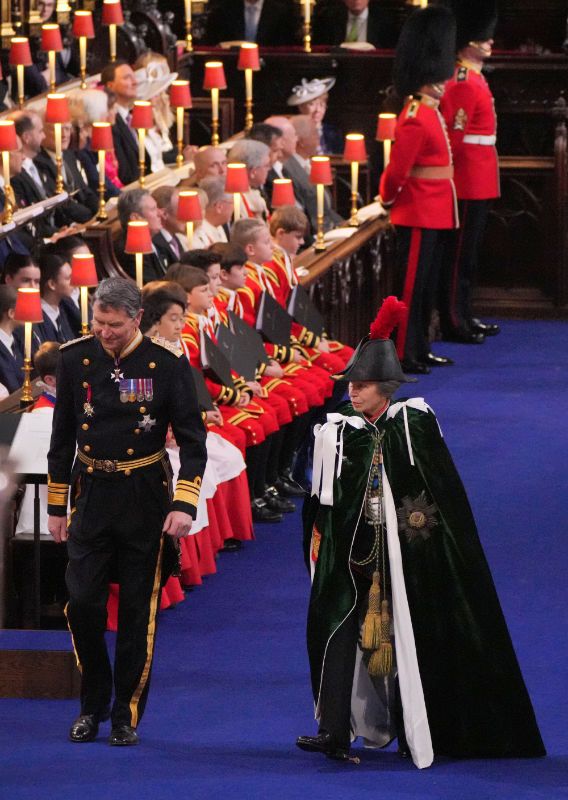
[220, 537, 242, 552]
[425, 352, 454, 366]
[296, 732, 351, 761]
[275, 471, 305, 497]
[401, 359, 431, 375]
[443, 328, 485, 344]
[251, 498, 283, 523]
[69, 710, 110, 743]
[470, 318, 500, 336]
[109, 724, 139, 746]
[265, 486, 295, 513]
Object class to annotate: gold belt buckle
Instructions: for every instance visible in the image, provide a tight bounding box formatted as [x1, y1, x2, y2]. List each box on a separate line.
[96, 459, 117, 473]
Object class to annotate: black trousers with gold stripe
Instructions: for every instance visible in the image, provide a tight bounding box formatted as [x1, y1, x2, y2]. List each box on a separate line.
[66, 463, 169, 727]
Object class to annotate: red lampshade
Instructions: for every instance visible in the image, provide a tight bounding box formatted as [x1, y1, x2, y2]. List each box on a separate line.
[178, 191, 203, 223]
[125, 221, 153, 254]
[14, 289, 43, 323]
[71, 253, 98, 287]
[0, 120, 18, 152]
[376, 113, 397, 142]
[343, 133, 367, 163]
[238, 43, 260, 71]
[225, 163, 249, 194]
[271, 179, 296, 208]
[102, 0, 124, 25]
[309, 156, 332, 186]
[131, 101, 153, 130]
[91, 122, 114, 151]
[203, 61, 227, 91]
[41, 24, 63, 52]
[170, 80, 192, 109]
[9, 37, 33, 67]
[73, 10, 95, 38]
[45, 93, 70, 124]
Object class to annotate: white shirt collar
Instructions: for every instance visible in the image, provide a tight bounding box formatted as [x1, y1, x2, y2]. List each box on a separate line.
[0, 328, 15, 352]
[41, 298, 59, 326]
[116, 104, 130, 122]
[293, 152, 311, 173]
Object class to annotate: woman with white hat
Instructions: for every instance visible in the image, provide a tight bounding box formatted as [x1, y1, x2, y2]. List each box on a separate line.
[287, 77, 342, 155]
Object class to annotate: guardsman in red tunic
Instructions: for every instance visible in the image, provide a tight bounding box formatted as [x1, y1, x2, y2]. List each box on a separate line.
[378, 6, 457, 375]
[439, 0, 500, 342]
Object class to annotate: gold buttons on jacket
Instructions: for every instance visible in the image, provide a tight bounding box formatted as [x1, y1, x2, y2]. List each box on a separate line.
[83, 445, 91, 453]
[124, 469, 132, 476]
[139, 406, 146, 414]
[82, 423, 89, 431]
[127, 448, 134, 456]
[134, 428, 141, 435]
[82, 381, 89, 389]
[83, 358, 90, 366]
[87, 466, 94, 474]
[149, 362, 156, 369]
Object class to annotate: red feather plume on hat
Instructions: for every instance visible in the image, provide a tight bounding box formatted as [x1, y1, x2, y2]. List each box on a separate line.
[369, 296, 408, 340]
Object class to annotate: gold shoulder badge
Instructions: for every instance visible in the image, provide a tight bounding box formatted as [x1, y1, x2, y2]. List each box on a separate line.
[406, 100, 420, 119]
[150, 335, 183, 357]
[453, 108, 467, 131]
[60, 334, 94, 350]
[457, 66, 468, 82]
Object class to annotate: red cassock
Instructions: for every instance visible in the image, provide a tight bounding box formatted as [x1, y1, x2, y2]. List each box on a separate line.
[440, 61, 500, 201]
[379, 97, 458, 230]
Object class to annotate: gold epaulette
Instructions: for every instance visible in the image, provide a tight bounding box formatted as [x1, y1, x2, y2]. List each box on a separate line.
[406, 100, 420, 119]
[60, 334, 94, 349]
[150, 336, 183, 357]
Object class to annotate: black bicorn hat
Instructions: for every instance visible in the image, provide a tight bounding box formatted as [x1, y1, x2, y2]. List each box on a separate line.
[333, 297, 417, 384]
[393, 5, 457, 98]
[445, 0, 498, 51]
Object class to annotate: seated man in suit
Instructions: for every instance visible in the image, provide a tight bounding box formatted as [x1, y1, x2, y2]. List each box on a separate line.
[116, 189, 171, 283]
[152, 186, 190, 263]
[264, 115, 298, 199]
[0, 285, 24, 394]
[101, 61, 150, 186]
[192, 178, 233, 249]
[312, 0, 397, 49]
[284, 115, 343, 234]
[186, 146, 227, 188]
[34, 113, 99, 223]
[204, 0, 300, 46]
[0, 134, 33, 261]
[247, 122, 283, 167]
[227, 139, 271, 220]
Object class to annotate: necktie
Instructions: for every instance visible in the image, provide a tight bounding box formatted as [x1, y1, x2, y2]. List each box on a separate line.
[25, 162, 46, 198]
[347, 16, 359, 42]
[55, 314, 64, 343]
[10, 341, 17, 358]
[170, 235, 181, 259]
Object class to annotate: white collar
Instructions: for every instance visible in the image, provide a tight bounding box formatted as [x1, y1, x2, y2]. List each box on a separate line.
[293, 152, 311, 173]
[0, 328, 15, 351]
[41, 298, 60, 325]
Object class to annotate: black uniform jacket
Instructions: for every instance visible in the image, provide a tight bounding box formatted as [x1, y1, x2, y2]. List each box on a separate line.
[47, 332, 207, 519]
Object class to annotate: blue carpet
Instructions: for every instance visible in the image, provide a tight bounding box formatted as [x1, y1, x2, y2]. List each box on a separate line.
[1, 320, 567, 800]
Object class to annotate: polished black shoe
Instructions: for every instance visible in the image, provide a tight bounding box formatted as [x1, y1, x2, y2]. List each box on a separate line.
[401, 359, 431, 375]
[220, 537, 242, 552]
[109, 724, 139, 746]
[443, 328, 485, 344]
[265, 486, 295, 513]
[425, 352, 454, 367]
[251, 498, 283, 523]
[470, 318, 500, 336]
[296, 732, 352, 761]
[275, 471, 305, 497]
[69, 710, 110, 743]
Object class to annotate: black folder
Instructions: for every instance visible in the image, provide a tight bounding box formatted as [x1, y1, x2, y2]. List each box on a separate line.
[201, 334, 235, 388]
[190, 366, 214, 412]
[217, 324, 259, 381]
[287, 285, 324, 337]
[255, 292, 292, 346]
[228, 311, 269, 369]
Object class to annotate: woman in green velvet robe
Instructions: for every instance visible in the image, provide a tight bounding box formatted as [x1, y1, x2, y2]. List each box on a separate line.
[297, 300, 545, 768]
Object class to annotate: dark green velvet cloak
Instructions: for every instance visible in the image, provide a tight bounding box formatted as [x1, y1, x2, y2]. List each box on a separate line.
[303, 401, 545, 759]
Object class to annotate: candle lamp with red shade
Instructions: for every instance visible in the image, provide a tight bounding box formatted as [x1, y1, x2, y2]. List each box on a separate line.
[343, 134, 367, 226]
[125, 221, 153, 288]
[0, 120, 18, 225]
[170, 81, 192, 169]
[91, 122, 114, 221]
[14, 289, 43, 406]
[237, 44, 260, 134]
[102, 0, 124, 63]
[271, 178, 295, 209]
[41, 24, 63, 92]
[376, 113, 397, 169]
[131, 101, 153, 186]
[177, 191, 202, 250]
[71, 253, 98, 335]
[10, 38, 32, 109]
[203, 62, 227, 147]
[72, 10, 95, 89]
[225, 163, 249, 222]
[309, 156, 332, 251]
[45, 93, 70, 194]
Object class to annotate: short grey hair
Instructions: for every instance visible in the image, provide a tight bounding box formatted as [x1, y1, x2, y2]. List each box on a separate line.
[378, 380, 402, 399]
[198, 176, 231, 207]
[94, 278, 141, 318]
[117, 188, 149, 231]
[227, 139, 269, 171]
[230, 218, 267, 249]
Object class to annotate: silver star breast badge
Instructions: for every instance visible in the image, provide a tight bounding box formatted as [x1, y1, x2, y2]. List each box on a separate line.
[138, 414, 157, 432]
[111, 367, 124, 383]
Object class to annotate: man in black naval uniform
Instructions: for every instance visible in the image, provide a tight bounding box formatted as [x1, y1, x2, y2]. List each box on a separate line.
[47, 277, 207, 746]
